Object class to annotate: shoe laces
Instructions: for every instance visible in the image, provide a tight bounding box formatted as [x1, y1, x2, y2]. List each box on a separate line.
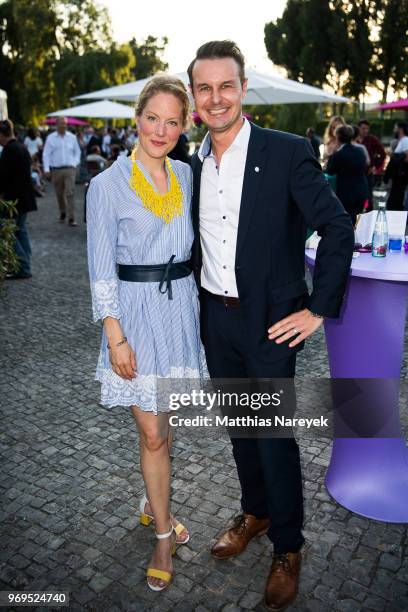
[232, 514, 249, 535]
[272, 553, 291, 574]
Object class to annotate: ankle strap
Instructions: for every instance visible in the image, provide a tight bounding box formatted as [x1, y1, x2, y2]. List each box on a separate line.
[139, 493, 148, 513]
[155, 524, 173, 540]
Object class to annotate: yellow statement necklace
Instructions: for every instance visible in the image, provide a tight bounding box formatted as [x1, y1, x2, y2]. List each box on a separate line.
[129, 148, 183, 224]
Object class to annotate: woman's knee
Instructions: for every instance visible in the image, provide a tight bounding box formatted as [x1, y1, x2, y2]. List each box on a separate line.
[140, 430, 168, 452]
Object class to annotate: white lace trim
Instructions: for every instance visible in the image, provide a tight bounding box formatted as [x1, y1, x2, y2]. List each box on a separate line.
[91, 278, 121, 322]
[96, 366, 208, 412]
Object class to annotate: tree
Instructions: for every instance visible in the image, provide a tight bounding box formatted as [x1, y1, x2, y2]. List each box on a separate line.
[129, 35, 169, 79]
[374, 0, 408, 101]
[264, 0, 406, 103]
[0, 0, 121, 124]
[54, 44, 135, 105]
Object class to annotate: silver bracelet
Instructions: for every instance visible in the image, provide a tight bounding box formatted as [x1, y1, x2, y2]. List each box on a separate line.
[309, 311, 324, 319]
[107, 336, 127, 349]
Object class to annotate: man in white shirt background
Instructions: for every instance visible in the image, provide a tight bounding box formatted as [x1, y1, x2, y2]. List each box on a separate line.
[43, 116, 81, 226]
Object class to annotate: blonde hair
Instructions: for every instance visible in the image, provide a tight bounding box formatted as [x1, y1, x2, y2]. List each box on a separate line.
[324, 115, 345, 144]
[136, 75, 190, 128]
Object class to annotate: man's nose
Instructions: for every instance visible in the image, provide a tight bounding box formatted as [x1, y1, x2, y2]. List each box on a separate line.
[211, 88, 221, 105]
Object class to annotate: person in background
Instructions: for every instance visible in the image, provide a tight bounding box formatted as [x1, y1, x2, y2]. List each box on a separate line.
[326, 124, 368, 225]
[352, 125, 370, 165]
[106, 144, 123, 167]
[0, 119, 37, 279]
[86, 128, 103, 155]
[323, 115, 345, 164]
[24, 128, 43, 159]
[168, 131, 191, 165]
[102, 128, 112, 157]
[86, 145, 107, 168]
[305, 127, 321, 160]
[42, 116, 81, 226]
[356, 119, 386, 205]
[384, 122, 408, 211]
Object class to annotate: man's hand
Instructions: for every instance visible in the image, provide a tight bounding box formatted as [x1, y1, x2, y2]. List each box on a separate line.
[268, 308, 323, 348]
[44, 171, 51, 181]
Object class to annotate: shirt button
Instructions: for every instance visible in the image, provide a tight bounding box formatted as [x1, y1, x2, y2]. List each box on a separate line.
[224, 291, 228, 294]
[219, 189, 223, 194]
[223, 240, 226, 243]
[222, 216, 226, 220]
[223, 265, 227, 269]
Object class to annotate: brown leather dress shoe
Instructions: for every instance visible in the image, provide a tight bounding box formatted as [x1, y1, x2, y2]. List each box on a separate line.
[211, 513, 270, 559]
[264, 552, 302, 611]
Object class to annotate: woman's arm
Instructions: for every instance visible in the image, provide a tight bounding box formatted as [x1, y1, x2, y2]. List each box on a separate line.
[87, 179, 136, 380]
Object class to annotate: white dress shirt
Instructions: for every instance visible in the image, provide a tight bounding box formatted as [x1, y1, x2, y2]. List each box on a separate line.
[394, 136, 408, 154]
[198, 117, 251, 298]
[43, 131, 81, 172]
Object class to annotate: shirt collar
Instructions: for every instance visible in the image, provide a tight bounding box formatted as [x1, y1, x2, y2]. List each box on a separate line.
[198, 117, 251, 162]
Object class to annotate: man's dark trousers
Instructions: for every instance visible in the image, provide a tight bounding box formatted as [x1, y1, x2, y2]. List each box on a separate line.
[202, 292, 305, 554]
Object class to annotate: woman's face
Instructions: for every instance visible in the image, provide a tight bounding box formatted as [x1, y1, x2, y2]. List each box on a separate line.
[136, 92, 184, 159]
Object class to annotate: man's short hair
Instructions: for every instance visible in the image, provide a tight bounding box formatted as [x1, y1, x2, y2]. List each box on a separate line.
[187, 40, 245, 88]
[396, 121, 408, 135]
[357, 119, 370, 127]
[0, 119, 14, 138]
[335, 124, 354, 144]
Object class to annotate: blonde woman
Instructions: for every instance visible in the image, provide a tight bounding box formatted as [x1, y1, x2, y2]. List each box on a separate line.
[87, 75, 206, 591]
[323, 115, 346, 164]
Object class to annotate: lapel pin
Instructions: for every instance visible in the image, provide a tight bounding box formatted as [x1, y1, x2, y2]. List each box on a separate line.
[254, 166, 260, 173]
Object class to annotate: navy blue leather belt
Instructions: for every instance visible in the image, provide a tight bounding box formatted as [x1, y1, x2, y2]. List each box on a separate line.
[117, 255, 192, 300]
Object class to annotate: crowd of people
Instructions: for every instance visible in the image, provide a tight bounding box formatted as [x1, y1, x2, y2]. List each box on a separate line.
[1, 108, 407, 281]
[305, 116, 408, 223]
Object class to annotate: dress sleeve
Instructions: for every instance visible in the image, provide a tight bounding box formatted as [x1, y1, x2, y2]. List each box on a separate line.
[86, 178, 122, 322]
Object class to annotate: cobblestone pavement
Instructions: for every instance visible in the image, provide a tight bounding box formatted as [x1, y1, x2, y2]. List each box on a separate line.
[1, 184, 407, 612]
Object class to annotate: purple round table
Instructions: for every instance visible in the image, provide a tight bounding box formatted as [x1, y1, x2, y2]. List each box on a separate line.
[306, 249, 408, 522]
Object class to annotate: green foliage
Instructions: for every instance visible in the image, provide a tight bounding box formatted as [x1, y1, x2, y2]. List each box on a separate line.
[264, 0, 408, 103]
[0, 198, 19, 284]
[54, 44, 135, 103]
[0, 1, 168, 124]
[129, 36, 169, 79]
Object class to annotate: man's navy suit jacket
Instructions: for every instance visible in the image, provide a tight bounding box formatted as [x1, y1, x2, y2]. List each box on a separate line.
[191, 122, 354, 363]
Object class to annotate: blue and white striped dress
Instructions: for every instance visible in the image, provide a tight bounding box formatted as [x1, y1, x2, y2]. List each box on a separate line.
[87, 154, 207, 412]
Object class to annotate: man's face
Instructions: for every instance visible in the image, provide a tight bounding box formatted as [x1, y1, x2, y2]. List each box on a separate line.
[191, 57, 247, 133]
[57, 117, 67, 135]
[394, 124, 401, 139]
[0, 133, 6, 146]
[359, 123, 369, 139]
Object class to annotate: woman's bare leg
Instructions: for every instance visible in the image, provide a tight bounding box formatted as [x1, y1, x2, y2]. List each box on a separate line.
[132, 405, 174, 589]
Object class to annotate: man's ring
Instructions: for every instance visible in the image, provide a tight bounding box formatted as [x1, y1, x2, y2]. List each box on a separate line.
[293, 328, 298, 334]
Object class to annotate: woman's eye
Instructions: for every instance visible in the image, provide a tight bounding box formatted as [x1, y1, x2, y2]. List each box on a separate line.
[147, 116, 156, 122]
[169, 121, 178, 127]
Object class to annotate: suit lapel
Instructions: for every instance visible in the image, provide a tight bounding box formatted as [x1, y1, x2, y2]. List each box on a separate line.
[236, 124, 267, 259]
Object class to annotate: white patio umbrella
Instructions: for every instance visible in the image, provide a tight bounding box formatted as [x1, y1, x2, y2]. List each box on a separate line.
[72, 69, 351, 105]
[47, 99, 135, 119]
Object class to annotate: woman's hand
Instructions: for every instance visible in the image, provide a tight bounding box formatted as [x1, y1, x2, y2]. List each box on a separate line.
[103, 316, 137, 380]
[109, 342, 137, 380]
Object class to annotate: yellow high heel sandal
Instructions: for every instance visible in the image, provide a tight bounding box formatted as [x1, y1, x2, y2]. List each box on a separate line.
[146, 524, 176, 592]
[139, 494, 190, 544]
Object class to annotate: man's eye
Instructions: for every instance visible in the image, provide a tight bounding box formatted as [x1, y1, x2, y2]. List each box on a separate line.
[199, 86, 210, 92]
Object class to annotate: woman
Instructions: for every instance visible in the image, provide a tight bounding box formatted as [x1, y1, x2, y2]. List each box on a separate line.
[87, 75, 206, 592]
[323, 115, 345, 164]
[326, 124, 368, 226]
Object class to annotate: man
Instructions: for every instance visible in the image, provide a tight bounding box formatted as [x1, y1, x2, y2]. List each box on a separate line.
[43, 117, 81, 226]
[188, 41, 354, 611]
[384, 121, 408, 211]
[326, 125, 369, 226]
[0, 119, 37, 279]
[357, 119, 386, 206]
[305, 127, 321, 160]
